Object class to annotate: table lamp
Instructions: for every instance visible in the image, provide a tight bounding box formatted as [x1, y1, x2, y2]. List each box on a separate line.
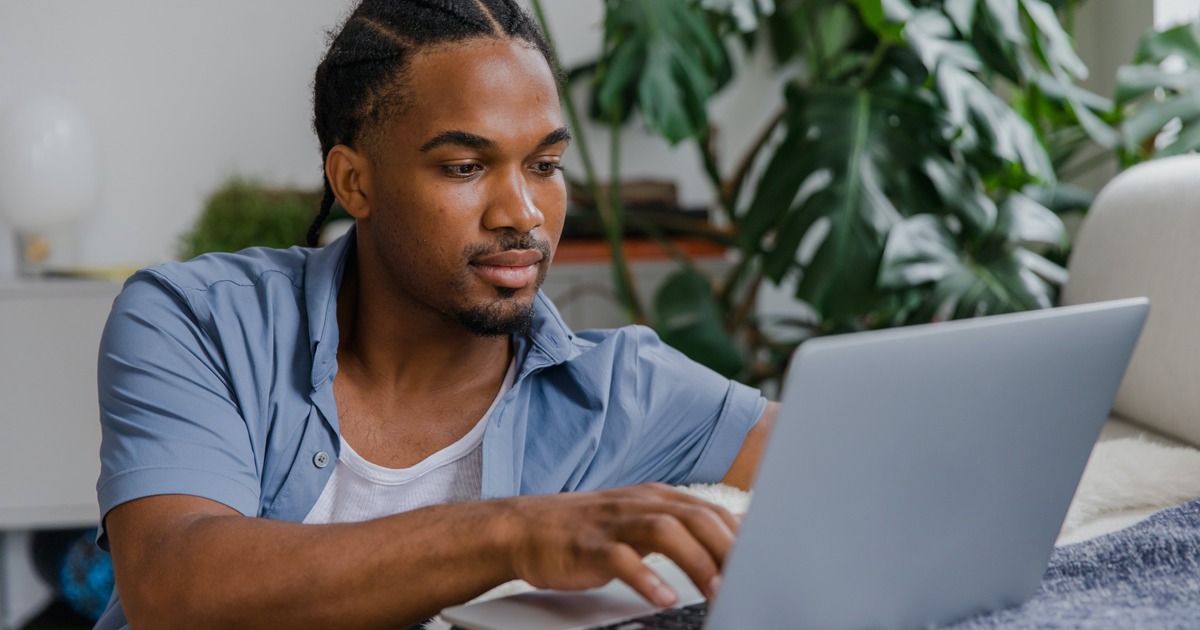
[0, 96, 98, 276]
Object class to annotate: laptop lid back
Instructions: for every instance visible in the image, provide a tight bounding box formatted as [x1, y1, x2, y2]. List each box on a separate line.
[708, 298, 1148, 629]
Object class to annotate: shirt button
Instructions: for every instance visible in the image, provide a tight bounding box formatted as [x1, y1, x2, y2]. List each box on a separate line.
[313, 451, 330, 468]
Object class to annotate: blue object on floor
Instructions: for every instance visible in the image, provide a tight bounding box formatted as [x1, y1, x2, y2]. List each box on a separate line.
[58, 528, 113, 622]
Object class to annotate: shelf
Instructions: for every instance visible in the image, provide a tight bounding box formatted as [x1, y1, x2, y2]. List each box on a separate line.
[554, 237, 727, 264]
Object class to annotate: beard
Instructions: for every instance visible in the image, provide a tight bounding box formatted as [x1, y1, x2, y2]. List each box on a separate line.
[454, 295, 537, 337]
[452, 233, 553, 337]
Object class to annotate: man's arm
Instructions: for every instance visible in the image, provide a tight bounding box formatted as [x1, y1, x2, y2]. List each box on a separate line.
[721, 401, 778, 491]
[106, 483, 737, 629]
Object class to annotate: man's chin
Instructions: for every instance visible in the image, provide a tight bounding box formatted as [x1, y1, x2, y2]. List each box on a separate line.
[455, 297, 536, 337]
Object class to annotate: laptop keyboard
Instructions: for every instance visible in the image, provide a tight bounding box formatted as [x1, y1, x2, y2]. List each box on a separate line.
[595, 602, 709, 629]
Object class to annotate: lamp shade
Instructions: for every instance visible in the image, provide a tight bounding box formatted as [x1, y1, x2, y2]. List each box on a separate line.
[0, 97, 98, 232]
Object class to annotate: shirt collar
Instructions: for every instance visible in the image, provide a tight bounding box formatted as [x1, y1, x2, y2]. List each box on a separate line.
[304, 226, 353, 389]
[303, 225, 575, 389]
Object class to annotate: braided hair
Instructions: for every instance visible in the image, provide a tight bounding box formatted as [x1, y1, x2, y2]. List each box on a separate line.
[306, 0, 559, 247]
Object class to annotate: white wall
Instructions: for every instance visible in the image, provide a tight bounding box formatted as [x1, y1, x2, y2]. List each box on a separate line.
[1156, 0, 1200, 28]
[0, 2, 356, 274]
[0, 1, 780, 276]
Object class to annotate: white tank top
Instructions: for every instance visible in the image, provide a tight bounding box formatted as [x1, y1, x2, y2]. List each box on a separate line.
[303, 359, 516, 524]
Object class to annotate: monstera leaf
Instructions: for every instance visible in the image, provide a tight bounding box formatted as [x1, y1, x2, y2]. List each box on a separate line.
[654, 267, 746, 377]
[1117, 22, 1200, 160]
[594, 0, 732, 143]
[878, 191, 1067, 322]
[738, 82, 939, 326]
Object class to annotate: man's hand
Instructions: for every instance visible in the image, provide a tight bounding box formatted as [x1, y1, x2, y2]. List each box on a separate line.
[106, 484, 739, 628]
[503, 483, 738, 607]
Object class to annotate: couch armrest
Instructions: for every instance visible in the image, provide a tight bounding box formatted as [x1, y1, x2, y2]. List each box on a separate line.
[1063, 155, 1200, 448]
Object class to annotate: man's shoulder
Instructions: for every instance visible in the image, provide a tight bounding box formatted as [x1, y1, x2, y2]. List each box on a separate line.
[139, 245, 313, 294]
[530, 295, 672, 362]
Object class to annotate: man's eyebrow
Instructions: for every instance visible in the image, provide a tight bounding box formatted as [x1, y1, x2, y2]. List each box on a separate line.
[418, 127, 572, 153]
[419, 130, 497, 153]
[537, 127, 572, 148]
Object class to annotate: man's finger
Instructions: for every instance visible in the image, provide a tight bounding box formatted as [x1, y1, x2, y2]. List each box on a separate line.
[618, 513, 723, 601]
[627, 484, 741, 534]
[604, 543, 678, 608]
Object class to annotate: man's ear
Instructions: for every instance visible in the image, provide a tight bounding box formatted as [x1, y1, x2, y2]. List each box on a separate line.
[326, 144, 371, 220]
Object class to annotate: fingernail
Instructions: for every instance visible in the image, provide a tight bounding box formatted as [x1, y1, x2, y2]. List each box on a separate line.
[708, 574, 723, 599]
[654, 583, 677, 608]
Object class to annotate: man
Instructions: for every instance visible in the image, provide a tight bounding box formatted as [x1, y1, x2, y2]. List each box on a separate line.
[96, 1, 777, 627]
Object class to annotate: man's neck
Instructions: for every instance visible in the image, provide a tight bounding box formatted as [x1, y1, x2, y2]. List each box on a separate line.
[334, 256, 513, 396]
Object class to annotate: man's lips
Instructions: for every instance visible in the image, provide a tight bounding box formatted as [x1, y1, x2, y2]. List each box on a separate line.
[471, 249, 544, 267]
[470, 249, 545, 289]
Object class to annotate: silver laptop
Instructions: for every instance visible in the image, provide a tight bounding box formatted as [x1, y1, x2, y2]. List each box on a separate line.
[442, 298, 1149, 630]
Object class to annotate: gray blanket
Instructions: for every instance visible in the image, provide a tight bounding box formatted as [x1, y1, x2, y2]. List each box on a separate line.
[950, 498, 1200, 629]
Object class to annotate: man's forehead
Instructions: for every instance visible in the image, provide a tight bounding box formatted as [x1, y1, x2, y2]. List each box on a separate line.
[384, 41, 566, 148]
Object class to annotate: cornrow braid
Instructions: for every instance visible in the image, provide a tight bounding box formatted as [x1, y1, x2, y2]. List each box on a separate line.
[306, 0, 558, 246]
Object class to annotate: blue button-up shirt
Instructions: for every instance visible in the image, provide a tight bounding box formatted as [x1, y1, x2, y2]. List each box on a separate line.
[95, 229, 765, 627]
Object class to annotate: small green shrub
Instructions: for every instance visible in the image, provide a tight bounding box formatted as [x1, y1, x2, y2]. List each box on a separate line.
[177, 178, 323, 260]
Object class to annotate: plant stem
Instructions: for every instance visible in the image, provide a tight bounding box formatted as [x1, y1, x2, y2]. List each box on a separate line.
[697, 126, 725, 214]
[529, 0, 601, 196]
[530, 0, 646, 325]
[1059, 150, 1116, 181]
[607, 111, 649, 324]
[859, 40, 892, 87]
[723, 108, 786, 218]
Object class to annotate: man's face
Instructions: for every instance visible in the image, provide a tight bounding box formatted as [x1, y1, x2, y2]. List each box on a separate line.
[360, 39, 568, 336]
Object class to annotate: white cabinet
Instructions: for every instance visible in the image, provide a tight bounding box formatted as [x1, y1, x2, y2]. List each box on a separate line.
[0, 278, 120, 629]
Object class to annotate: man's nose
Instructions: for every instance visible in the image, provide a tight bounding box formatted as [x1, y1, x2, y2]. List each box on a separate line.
[482, 169, 544, 233]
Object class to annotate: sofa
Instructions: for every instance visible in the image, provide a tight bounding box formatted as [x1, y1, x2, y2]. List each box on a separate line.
[1057, 153, 1200, 543]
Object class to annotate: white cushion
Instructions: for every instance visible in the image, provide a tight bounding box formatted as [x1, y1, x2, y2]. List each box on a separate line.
[1062, 155, 1200, 448]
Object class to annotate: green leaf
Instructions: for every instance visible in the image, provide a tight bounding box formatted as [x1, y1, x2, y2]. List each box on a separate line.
[945, 0, 979, 36]
[983, 0, 1027, 47]
[736, 119, 814, 248]
[816, 3, 857, 62]
[881, 0, 914, 22]
[1022, 0, 1088, 79]
[906, 10, 984, 73]
[998, 192, 1066, 246]
[787, 89, 911, 322]
[936, 65, 1056, 182]
[1114, 24, 1200, 161]
[1121, 91, 1200, 151]
[654, 268, 746, 377]
[878, 214, 962, 288]
[1116, 65, 1200, 104]
[1154, 115, 1200, 157]
[593, 0, 729, 143]
[1134, 22, 1200, 66]
[921, 156, 998, 235]
[699, 0, 776, 32]
[762, 192, 826, 282]
[1023, 182, 1095, 216]
[1013, 248, 1068, 285]
[853, 0, 885, 32]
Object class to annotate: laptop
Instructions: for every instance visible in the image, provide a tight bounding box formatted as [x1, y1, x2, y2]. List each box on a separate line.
[442, 297, 1149, 630]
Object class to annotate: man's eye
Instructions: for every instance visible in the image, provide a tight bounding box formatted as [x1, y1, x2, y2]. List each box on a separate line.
[443, 164, 481, 178]
[533, 162, 564, 177]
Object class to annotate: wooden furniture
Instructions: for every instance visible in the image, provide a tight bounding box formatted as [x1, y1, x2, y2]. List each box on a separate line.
[544, 238, 729, 330]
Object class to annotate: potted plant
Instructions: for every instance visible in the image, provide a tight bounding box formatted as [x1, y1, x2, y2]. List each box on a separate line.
[532, 0, 1199, 388]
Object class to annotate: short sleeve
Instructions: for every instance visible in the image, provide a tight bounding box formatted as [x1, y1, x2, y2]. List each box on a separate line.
[96, 274, 260, 549]
[619, 326, 767, 485]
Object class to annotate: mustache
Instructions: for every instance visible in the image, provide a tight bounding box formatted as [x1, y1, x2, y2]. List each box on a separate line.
[463, 234, 553, 261]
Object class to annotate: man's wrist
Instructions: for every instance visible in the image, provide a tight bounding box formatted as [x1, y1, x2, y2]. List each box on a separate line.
[475, 497, 527, 585]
